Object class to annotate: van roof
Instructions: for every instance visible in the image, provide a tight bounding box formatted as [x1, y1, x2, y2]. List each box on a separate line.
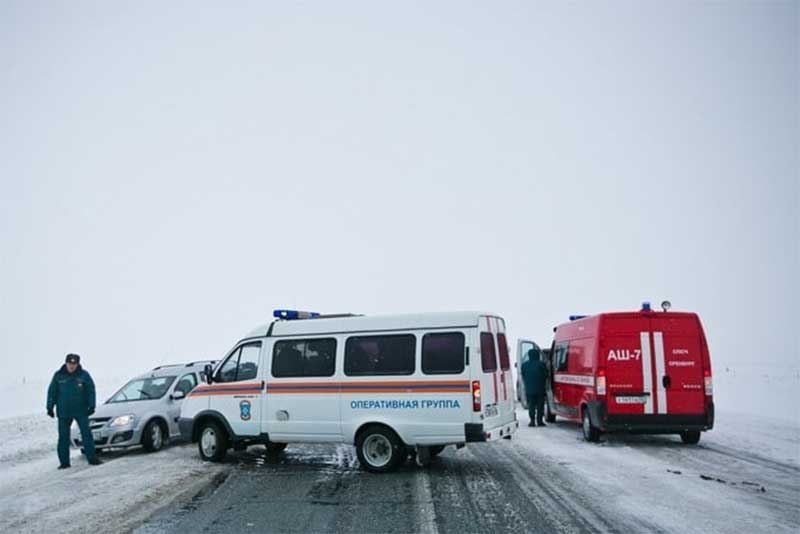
[555, 310, 700, 333]
[244, 311, 497, 339]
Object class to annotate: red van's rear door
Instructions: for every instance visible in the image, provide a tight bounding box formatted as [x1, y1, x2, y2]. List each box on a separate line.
[650, 315, 705, 415]
[602, 316, 653, 416]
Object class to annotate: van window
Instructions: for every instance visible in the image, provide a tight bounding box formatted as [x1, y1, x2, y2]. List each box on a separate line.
[554, 342, 569, 372]
[345, 334, 415, 376]
[216, 342, 262, 383]
[272, 338, 337, 377]
[497, 333, 510, 371]
[480, 333, 497, 372]
[422, 332, 465, 375]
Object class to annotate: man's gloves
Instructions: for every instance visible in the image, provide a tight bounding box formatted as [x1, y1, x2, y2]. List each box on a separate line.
[88, 408, 95, 416]
[47, 409, 54, 418]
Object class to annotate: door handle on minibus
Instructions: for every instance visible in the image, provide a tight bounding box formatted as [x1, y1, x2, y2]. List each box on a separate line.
[662, 375, 671, 389]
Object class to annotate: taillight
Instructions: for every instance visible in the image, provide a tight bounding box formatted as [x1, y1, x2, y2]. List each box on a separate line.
[472, 381, 481, 412]
[704, 368, 713, 396]
[596, 368, 606, 396]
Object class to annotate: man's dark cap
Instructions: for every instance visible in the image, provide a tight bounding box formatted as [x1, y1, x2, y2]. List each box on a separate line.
[65, 353, 80, 364]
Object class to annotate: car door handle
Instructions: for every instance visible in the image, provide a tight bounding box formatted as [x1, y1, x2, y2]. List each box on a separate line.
[662, 375, 671, 389]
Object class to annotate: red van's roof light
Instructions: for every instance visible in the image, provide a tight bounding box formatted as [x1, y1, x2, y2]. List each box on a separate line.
[641, 302, 652, 312]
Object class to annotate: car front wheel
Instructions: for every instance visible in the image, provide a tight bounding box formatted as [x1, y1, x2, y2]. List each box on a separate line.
[142, 420, 165, 452]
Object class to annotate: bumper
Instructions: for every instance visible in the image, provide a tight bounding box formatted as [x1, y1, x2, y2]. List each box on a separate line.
[179, 417, 194, 442]
[72, 425, 141, 449]
[587, 400, 715, 434]
[465, 418, 519, 442]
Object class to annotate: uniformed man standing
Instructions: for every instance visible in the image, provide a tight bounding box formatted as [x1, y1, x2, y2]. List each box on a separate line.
[46, 353, 102, 468]
[521, 347, 548, 427]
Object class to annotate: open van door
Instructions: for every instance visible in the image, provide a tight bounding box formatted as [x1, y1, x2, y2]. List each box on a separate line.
[515, 339, 538, 409]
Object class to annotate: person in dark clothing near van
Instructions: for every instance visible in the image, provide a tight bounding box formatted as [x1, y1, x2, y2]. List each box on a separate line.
[521, 347, 548, 427]
[46, 353, 102, 468]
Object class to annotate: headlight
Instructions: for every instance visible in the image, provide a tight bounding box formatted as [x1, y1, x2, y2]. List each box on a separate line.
[110, 415, 135, 427]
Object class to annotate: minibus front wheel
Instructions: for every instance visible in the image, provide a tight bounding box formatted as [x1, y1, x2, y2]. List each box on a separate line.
[356, 424, 404, 473]
[198, 420, 228, 462]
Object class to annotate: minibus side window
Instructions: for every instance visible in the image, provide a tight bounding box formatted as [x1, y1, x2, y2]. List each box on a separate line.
[480, 333, 497, 372]
[497, 333, 510, 371]
[344, 334, 415, 376]
[422, 332, 465, 375]
[272, 338, 337, 377]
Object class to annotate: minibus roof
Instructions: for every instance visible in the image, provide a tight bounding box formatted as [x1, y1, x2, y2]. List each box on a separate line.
[244, 311, 496, 339]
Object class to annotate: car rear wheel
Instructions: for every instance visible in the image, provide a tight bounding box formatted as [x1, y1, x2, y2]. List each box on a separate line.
[582, 409, 600, 442]
[142, 420, 165, 452]
[680, 430, 701, 445]
[356, 425, 404, 473]
[198, 421, 228, 462]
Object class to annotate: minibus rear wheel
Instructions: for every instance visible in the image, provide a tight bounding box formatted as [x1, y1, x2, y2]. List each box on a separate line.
[680, 430, 701, 445]
[356, 425, 404, 473]
[198, 420, 228, 462]
[266, 442, 287, 454]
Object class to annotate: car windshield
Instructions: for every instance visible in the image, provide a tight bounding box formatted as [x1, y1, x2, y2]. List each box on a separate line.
[108, 376, 176, 403]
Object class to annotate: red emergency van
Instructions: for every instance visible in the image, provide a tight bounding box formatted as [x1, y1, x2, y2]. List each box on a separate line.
[545, 302, 714, 444]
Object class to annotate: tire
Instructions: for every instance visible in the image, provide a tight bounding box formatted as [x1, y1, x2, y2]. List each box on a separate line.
[544, 401, 556, 423]
[198, 421, 228, 462]
[356, 425, 404, 473]
[429, 445, 445, 457]
[582, 409, 600, 442]
[142, 420, 166, 453]
[266, 442, 287, 454]
[680, 430, 701, 445]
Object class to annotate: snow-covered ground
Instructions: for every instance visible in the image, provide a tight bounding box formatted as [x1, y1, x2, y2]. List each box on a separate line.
[511, 409, 799, 533]
[0, 414, 226, 534]
[1, 408, 797, 534]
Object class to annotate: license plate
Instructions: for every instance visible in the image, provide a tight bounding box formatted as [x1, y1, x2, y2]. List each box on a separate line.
[616, 395, 648, 405]
[484, 405, 499, 418]
[92, 431, 102, 440]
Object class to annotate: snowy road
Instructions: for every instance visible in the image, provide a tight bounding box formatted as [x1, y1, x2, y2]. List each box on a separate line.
[135, 410, 799, 534]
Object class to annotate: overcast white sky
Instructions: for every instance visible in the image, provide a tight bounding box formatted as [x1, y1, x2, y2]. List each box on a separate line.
[1, 2, 797, 404]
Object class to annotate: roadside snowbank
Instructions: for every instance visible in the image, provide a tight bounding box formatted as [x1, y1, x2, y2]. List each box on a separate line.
[0, 414, 226, 534]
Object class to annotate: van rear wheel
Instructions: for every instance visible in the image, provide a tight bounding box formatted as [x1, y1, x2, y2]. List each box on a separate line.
[680, 430, 701, 445]
[356, 425, 404, 473]
[582, 410, 600, 442]
[544, 401, 556, 423]
[198, 421, 228, 462]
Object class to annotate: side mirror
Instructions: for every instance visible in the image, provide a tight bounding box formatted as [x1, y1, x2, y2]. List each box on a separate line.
[171, 390, 186, 401]
[204, 364, 214, 384]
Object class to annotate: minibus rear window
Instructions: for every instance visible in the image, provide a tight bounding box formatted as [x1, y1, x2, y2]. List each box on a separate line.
[345, 334, 416, 376]
[497, 333, 510, 370]
[480, 332, 498, 372]
[422, 332, 465, 375]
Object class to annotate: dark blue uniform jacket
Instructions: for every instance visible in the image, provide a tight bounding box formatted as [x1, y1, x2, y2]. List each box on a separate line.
[47, 365, 96, 418]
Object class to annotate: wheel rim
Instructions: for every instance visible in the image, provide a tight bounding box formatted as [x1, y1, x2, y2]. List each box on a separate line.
[201, 428, 217, 457]
[363, 434, 392, 468]
[582, 412, 590, 437]
[151, 424, 163, 449]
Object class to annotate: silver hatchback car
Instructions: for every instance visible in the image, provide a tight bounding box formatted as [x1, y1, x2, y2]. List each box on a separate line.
[72, 361, 214, 453]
